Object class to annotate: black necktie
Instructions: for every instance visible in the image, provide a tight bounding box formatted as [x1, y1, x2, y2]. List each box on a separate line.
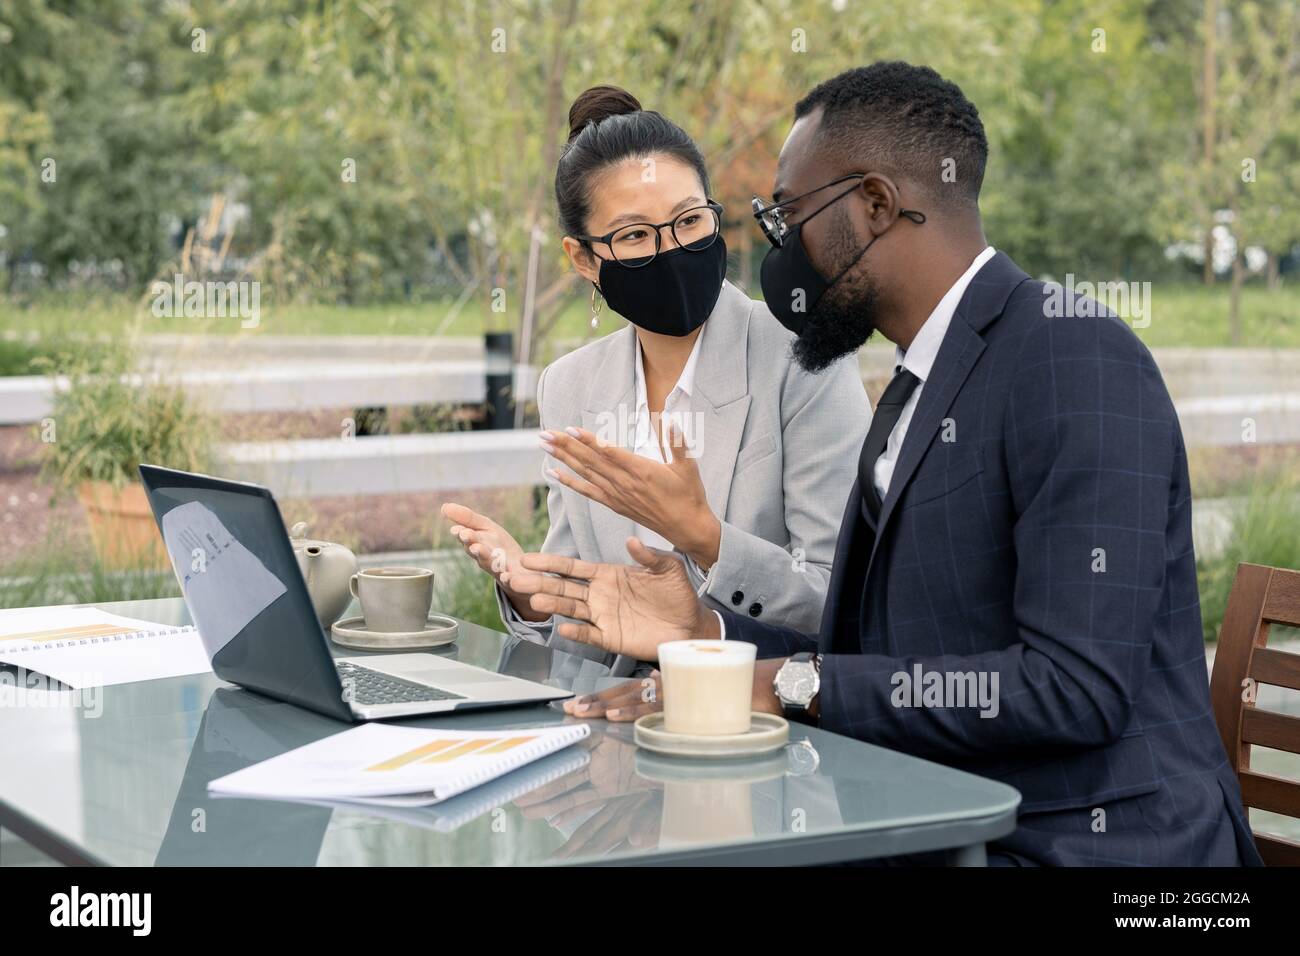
[859, 367, 921, 524]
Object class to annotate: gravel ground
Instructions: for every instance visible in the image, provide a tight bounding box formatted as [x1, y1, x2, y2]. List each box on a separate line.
[0, 425, 93, 563]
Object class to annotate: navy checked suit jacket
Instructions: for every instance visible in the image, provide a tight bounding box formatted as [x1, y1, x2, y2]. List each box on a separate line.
[723, 252, 1261, 866]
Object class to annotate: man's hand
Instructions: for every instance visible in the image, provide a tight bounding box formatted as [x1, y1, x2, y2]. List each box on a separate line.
[513, 735, 651, 819]
[541, 425, 722, 569]
[562, 672, 665, 721]
[561, 658, 789, 722]
[502, 536, 718, 661]
[512, 737, 662, 855]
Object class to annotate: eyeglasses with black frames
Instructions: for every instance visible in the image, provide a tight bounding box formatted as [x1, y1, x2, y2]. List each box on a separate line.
[751, 175, 925, 248]
[577, 200, 724, 268]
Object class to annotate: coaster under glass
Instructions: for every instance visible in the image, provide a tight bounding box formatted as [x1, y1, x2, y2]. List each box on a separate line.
[633, 712, 789, 759]
[330, 614, 459, 650]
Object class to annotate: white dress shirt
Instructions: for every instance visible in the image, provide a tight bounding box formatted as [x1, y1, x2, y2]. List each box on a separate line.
[503, 332, 709, 638]
[872, 245, 995, 501]
[631, 332, 736, 642]
[630, 332, 703, 550]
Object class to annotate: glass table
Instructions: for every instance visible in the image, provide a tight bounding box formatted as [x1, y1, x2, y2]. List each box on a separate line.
[0, 599, 1020, 866]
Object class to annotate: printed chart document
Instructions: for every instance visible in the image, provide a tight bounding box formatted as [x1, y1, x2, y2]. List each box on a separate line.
[306, 747, 591, 832]
[0, 605, 211, 688]
[209, 723, 591, 806]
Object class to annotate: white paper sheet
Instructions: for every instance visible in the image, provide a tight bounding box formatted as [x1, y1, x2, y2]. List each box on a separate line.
[160, 500, 287, 656]
[295, 748, 592, 830]
[208, 722, 591, 805]
[0, 605, 212, 688]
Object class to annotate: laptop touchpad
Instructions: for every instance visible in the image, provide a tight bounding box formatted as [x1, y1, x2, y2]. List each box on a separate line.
[411, 668, 510, 687]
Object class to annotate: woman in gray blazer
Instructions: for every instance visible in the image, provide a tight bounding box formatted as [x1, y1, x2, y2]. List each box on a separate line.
[442, 85, 867, 675]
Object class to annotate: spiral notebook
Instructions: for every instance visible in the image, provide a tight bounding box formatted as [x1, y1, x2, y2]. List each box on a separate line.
[0, 606, 212, 689]
[297, 747, 591, 831]
[208, 722, 592, 806]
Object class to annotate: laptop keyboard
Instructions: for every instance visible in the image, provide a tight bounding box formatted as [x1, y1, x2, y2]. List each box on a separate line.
[336, 661, 467, 706]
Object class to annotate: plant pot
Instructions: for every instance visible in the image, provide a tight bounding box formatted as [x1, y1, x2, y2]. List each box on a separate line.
[76, 481, 169, 570]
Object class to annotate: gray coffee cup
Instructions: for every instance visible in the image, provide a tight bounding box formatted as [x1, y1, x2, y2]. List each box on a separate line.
[349, 566, 434, 633]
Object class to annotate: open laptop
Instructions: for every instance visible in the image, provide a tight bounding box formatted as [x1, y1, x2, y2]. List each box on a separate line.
[138, 464, 570, 721]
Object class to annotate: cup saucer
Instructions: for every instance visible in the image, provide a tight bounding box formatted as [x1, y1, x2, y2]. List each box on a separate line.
[633, 712, 789, 759]
[330, 614, 458, 650]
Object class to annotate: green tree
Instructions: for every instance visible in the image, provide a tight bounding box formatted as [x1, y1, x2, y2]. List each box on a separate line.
[0, 0, 208, 288]
[1157, 0, 1300, 339]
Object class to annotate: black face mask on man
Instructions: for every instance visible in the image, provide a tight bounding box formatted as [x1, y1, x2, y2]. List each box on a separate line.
[760, 218, 877, 339]
[597, 237, 728, 337]
[756, 175, 924, 370]
[784, 217, 885, 374]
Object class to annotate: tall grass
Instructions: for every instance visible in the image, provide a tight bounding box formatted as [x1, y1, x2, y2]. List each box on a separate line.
[0, 334, 89, 376]
[38, 342, 216, 492]
[428, 499, 549, 629]
[0, 545, 179, 610]
[1197, 476, 1300, 642]
[1, 499, 552, 628]
[6, 479, 1297, 645]
[7, 283, 1299, 350]
[0, 537, 524, 627]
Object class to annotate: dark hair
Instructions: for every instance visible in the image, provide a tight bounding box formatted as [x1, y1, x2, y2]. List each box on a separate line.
[554, 85, 710, 239]
[795, 62, 987, 209]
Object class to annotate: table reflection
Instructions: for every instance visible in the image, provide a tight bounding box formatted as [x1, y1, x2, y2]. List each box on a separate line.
[156, 680, 845, 865]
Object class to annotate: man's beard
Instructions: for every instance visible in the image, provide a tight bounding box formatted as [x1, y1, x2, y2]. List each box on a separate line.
[791, 209, 880, 373]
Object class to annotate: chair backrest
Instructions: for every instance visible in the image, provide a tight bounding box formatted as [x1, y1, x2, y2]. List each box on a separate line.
[1209, 563, 1300, 866]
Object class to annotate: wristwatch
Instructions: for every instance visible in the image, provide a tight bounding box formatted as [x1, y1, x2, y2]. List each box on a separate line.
[774, 652, 822, 720]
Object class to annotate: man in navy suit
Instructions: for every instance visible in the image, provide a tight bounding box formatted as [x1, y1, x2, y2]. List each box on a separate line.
[505, 62, 1260, 866]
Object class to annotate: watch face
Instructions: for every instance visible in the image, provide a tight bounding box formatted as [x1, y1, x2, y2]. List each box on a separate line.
[778, 663, 817, 705]
[790, 674, 815, 700]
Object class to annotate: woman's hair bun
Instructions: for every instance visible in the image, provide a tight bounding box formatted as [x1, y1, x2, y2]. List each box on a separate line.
[567, 85, 642, 142]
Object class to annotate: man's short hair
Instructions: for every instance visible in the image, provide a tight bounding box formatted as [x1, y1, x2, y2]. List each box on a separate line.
[795, 62, 988, 209]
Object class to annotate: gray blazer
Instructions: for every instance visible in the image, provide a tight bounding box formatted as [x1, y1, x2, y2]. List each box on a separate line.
[495, 280, 869, 675]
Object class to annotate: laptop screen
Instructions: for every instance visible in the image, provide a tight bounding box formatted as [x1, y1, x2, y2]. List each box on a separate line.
[139, 466, 353, 721]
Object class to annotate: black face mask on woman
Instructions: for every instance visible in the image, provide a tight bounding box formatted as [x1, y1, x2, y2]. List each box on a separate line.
[597, 236, 727, 337]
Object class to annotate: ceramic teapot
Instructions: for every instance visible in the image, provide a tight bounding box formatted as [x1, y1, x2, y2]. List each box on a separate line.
[290, 522, 358, 628]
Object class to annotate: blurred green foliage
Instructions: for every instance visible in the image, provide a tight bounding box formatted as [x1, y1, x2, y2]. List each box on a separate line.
[0, 331, 87, 374]
[3, 471, 1293, 644]
[1198, 476, 1300, 642]
[4, 282, 1300, 351]
[36, 337, 216, 491]
[2, 0, 1296, 356]
[0, 499, 551, 630]
[0, 531, 181, 607]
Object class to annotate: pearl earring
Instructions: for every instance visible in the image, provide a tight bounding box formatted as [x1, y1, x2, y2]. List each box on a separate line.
[589, 286, 603, 330]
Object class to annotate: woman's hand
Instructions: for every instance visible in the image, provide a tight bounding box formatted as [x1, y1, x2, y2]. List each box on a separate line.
[540, 425, 722, 569]
[440, 502, 548, 622]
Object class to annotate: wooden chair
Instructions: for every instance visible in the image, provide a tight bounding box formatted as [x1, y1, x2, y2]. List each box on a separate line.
[1209, 563, 1300, 865]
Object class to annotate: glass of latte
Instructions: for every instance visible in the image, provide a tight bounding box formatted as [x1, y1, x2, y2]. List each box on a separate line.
[657, 639, 756, 735]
